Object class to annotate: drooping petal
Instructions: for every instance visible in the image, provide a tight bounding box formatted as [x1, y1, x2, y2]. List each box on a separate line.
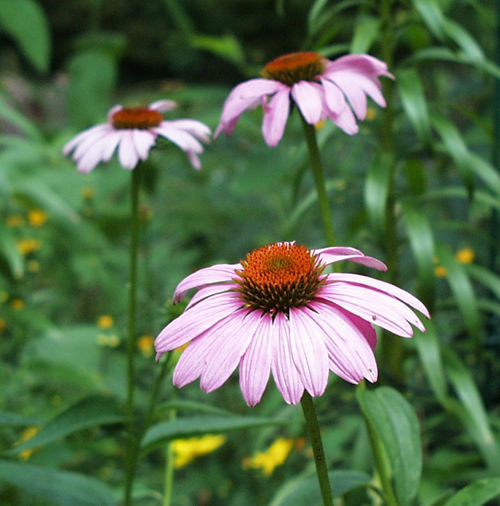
[271, 313, 304, 405]
[155, 291, 243, 356]
[118, 131, 140, 169]
[328, 273, 430, 318]
[132, 130, 157, 160]
[288, 307, 329, 397]
[62, 124, 109, 156]
[313, 246, 387, 271]
[325, 103, 359, 135]
[200, 309, 258, 393]
[75, 131, 122, 173]
[167, 119, 211, 143]
[310, 299, 378, 383]
[319, 78, 346, 114]
[262, 88, 290, 146]
[155, 124, 204, 154]
[239, 312, 273, 407]
[215, 78, 286, 137]
[291, 81, 323, 124]
[173, 263, 241, 303]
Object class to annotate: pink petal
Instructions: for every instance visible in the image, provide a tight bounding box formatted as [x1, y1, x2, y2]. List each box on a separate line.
[271, 313, 304, 405]
[215, 79, 286, 137]
[311, 300, 378, 383]
[167, 119, 211, 143]
[66, 125, 110, 159]
[132, 130, 157, 160]
[239, 313, 273, 407]
[326, 103, 359, 135]
[288, 307, 329, 397]
[118, 131, 140, 169]
[262, 88, 290, 146]
[329, 273, 430, 318]
[155, 291, 243, 356]
[149, 99, 177, 112]
[155, 124, 204, 154]
[186, 150, 201, 170]
[320, 78, 347, 114]
[291, 81, 323, 124]
[106, 105, 123, 123]
[173, 263, 241, 303]
[313, 246, 387, 271]
[185, 283, 240, 310]
[200, 309, 258, 393]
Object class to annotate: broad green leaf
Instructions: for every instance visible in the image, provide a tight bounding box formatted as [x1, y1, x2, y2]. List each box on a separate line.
[190, 34, 244, 66]
[414, 321, 448, 404]
[444, 350, 500, 471]
[0, 412, 43, 427]
[442, 19, 484, 60]
[0, 0, 50, 73]
[0, 96, 42, 140]
[435, 245, 480, 341]
[364, 152, 393, 237]
[467, 264, 500, 300]
[0, 459, 114, 506]
[397, 68, 431, 144]
[401, 200, 436, 307]
[7, 395, 123, 455]
[350, 16, 381, 54]
[444, 478, 500, 506]
[0, 226, 24, 279]
[412, 0, 446, 39]
[357, 386, 422, 505]
[157, 399, 235, 416]
[142, 415, 288, 454]
[269, 469, 372, 505]
[403, 158, 427, 195]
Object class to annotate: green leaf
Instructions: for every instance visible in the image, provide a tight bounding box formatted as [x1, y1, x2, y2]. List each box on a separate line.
[0, 459, 115, 506]
[397, 68, 431, 144]
[357, 386, 422, 505]
[466, 264, 500, 300]
[0, 0, 50, 73]
[141, 415, 288, 454]
[414, 321, 448, 404]
[435, 245, 480, 341]
[0, 412, 43, 428]
[269, 469, 372, 505]
[412, 0, 447, 39]
[444, 478, 500, 506]
[364, 152, 393, 237]
[444, 350, 500, 471]
[190, 34, 244, 66]
[350, 16, 381, 54]
[0, 96, 42, 140]
[0, 226, 24, 279]
[442, 19, 484, 61]
[401, 200, 436, 307]
[7, 395, 123, 455]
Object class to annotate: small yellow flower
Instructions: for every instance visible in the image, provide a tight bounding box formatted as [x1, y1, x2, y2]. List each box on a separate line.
[314, 119, 326, 131]
[17, 426, 39, 460]
[456, 247, 474, 264]
[11, 299, 25, 310]
[0, 291, 8, 303]
[365, 106, 377, 121]
[0, 318, 6, 332]
[137, 334, 154, 356]
[97, 315, 114, 329]
[28, 209, 48, 227]
[82, 186, 94, 199]
[243, 438, 294, 476]
[16, 238, 41, 256]
[172, 434, 226, 469]
[6, 215, 25, 227]
[434, 265, 447, 278]
[27, 260, 40, 273]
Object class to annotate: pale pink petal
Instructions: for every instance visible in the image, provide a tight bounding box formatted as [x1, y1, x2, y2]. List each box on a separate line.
[288, 307, 329, 397]
[271, 313, 304, 405]
[154, 124, 204, 154]
[200, 309, 258, 392]
[319, 78, 347, 113]
[239, 313, 273, 407]
[173, 263, 241, 303]
[155, 291, 243, 356]
[118, 131, 140, 169]
[291, 81, 323, 124]
[311, 300, 378, 383]
[100, 131, 123, 162]
[329, 273, 430, 318]
[215, 79, 287, 137]
[65, 125, 110, 158]
[132, 130, 157, 160]
[149, 99, 177, 112]
[167, 119, 211, 143]
[185, 283, 240, 310]
[313, 246, 387, 271]
[262, 88, 290, 146]
[74, 132, 122, 173]
[186, 150, 201, 170]
[325, 104, 359, 135]
[106, 105, 123, 123]
[173, 334, 217, 387]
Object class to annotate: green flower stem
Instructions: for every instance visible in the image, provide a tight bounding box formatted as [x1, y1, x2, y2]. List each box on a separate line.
[300, 117, 336, 247]
[300, 392, 335, 506]
[162, 408, 177, 506]
[124, 163, 143, 506]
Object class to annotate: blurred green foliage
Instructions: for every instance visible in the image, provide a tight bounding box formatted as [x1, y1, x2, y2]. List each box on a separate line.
[0, 0, 499, 505]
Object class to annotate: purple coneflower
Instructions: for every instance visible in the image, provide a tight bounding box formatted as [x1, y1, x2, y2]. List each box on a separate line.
[155, 242, 428, 407]
[63, 100, 211, 172]
[215, 52, 393, 146]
